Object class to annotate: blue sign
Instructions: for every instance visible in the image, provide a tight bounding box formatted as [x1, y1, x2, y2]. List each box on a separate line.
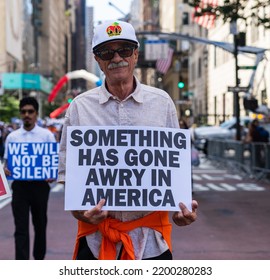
[2, 73, 52, 94]
[7, 142, 59, 180]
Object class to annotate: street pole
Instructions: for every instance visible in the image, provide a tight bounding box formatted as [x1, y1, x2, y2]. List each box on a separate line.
[232, 0, 241, 141]
[179, 86, 182, 116]
[233, 33, 241, 141]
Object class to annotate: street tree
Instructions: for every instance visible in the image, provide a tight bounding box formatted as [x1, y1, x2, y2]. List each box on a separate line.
[188, 0, 270, 28]
[0, 95, 20, 123]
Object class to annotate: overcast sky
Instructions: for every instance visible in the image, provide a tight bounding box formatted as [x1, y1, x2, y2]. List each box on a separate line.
[86, 0, 132, 24]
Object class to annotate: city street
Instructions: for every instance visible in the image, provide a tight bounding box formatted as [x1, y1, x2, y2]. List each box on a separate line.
[173, 158, 270, 260]
[0, 157, 270, 260]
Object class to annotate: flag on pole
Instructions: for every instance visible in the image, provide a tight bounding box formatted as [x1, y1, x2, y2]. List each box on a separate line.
[193, 0, 218, 29]
[156, 47, 174, 74]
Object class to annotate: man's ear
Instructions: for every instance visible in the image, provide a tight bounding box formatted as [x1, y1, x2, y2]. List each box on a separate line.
[94, 55, 104, 71]
[134, 48, 139, 64]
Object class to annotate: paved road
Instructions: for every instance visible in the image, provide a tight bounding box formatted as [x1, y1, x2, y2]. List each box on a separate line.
[173, 158, 270, 260]
[1, 158, 270, 260]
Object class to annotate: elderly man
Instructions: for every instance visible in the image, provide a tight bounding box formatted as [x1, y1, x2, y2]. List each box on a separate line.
[58, 20, 198, 260]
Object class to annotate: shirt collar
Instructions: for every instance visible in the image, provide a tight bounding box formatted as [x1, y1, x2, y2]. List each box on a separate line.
[20, 123, 38, 134]
[99, 76, 143, 104]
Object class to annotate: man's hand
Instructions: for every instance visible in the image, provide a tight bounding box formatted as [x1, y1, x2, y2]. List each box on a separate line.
[46, 179, 55, 183]
[71, 199, 108, 225]
[3, 167, 11, 177]
[172, 200, 198, 226]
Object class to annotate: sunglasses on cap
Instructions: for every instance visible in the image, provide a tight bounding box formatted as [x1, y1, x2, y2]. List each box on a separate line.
[94, 46, 137, 61]
[20, 109, 36, 115]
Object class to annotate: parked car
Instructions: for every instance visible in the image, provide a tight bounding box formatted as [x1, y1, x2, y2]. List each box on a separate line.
[193, 117, 253, 153]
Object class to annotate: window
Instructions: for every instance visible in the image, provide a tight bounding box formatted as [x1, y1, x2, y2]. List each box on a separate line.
[261, 89, 267, 105]
[183, 12, 189, 25]
[198, 57, 202, 78]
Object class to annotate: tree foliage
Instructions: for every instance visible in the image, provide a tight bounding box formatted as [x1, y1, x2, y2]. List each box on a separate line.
[0, 94, 20, 123]
[188, 0, 270, 28]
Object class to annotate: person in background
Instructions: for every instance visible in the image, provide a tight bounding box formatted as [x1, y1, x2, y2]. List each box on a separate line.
[179, 118, 189, 129]
[58, 20, 198, 260]
[3, 97, 56, 260]
[245, 118, 269, 168]
[179, 118, 197, 144]
[179, 118, 199, 193]
[245, 119, 269, 143]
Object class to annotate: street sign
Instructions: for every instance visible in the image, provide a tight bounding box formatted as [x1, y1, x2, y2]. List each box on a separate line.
[183, 91, 194, 97]
[227, 86, 249, 92]
[175, 100, 191, 105]
[238, 65, 257, 70]
[2, 73, 52, 94]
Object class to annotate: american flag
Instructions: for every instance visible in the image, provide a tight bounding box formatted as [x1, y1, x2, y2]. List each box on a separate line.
[193, 0, 218, 29]
[156, 47, 174, 75]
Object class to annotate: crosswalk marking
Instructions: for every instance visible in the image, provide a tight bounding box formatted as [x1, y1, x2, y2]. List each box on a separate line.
[193, 182, 265, 192]
[193, 183, 209, 191]
[0, 166, 266, 209]
[201, 174, 226, 181]
[0, 197, 12, 210]
[51, 183, 64, 192]
[220, 183, 237, 191]
[206, 183, 225, 191]
[192, 174, 203, 180]
[224, 174, 243, 180]
[192, 169, 227, 174]
[192, 167, 266, 192]
[236, 183, 265, 191]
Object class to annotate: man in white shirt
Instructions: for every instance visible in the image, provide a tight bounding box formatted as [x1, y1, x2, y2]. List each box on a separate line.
[58, 20, 198, 260]
[4, 97, 56, 260]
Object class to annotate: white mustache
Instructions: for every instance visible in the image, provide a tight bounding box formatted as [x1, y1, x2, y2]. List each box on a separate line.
[108, 61, 129, 69]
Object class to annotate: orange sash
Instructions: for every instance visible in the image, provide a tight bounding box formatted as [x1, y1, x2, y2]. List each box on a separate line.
[73, 211, 172, 260]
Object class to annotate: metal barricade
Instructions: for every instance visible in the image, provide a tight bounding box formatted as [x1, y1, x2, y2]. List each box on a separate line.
[207, 139, 270, 179]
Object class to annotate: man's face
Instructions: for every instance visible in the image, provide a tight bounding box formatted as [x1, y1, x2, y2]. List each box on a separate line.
[94, 41, 138, 84]
[20, 104, 38, 129]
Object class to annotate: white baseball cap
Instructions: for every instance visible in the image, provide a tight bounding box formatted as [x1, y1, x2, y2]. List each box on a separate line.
[92, 20, 139, 51]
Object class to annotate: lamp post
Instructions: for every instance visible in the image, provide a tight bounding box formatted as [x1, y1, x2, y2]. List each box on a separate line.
[231, 0, 241, 141]
[233, 32, 241, 141]
[235, 0, 241, 141]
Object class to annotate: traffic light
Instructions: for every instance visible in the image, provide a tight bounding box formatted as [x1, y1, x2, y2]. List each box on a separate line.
[32, 0, 43, 36]
[178, 81, 185, 89]
[243, 97, 258, 112]
[67, 98, 73, 103]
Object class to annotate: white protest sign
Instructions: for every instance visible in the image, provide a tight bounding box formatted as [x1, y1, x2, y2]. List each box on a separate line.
[65, 126, 192, 211]
[0, 162, 11, 200]
[7, 142, 59, 180]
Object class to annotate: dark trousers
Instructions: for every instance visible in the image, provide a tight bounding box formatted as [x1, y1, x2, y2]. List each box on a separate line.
[11, 180, 50, 260]
[76, 236, 173, 260]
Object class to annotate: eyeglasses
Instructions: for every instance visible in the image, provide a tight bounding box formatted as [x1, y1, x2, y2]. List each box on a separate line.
[20, 109, 35, 115]
[95, 46, 136, 61]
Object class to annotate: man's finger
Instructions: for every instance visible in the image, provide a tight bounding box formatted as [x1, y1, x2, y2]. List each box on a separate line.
[84, 199, 106, 217]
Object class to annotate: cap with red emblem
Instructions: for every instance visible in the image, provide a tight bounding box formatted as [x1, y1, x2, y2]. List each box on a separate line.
[92, 20, 139, 51]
